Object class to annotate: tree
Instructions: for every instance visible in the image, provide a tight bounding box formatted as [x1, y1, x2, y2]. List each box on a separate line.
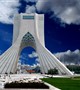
[48, 68, 58, 75]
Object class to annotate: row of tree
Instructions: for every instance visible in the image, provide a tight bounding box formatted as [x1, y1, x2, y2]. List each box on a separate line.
[47, 68, 58, 75]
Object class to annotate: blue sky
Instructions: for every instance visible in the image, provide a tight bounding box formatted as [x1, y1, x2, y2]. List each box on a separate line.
[0, 0, 80, 65]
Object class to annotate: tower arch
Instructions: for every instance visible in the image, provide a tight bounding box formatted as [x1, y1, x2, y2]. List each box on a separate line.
[20, 32, 36, 50]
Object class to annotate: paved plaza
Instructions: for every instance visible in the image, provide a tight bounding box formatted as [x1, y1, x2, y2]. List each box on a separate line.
[0, 74, 60, 90]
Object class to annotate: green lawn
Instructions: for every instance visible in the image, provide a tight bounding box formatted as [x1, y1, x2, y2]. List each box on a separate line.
[42, 77, 80, 90]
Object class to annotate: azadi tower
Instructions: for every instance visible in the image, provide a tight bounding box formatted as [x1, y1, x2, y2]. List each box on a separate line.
[0, 13, 73, 75]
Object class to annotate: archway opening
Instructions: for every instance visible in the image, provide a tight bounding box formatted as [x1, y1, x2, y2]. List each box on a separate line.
[17, 47, 40, 74]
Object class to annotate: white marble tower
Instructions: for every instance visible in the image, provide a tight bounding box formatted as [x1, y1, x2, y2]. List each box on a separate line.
[0, 13, 73, 75]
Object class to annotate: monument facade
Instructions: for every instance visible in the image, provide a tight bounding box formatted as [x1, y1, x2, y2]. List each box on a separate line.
[0, 13, 73, 75]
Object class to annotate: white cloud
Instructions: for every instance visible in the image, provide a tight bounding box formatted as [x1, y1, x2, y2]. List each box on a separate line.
[26, 5, 36, 13]
[54, 49, 80, 65]
[74, 49, 80, 54]
[0, 0, 20, 24]
[36, 0, 51, 13]
[59, 7, 80, 24]
[31, 63, 40, 68]
[28, 54, 33, 58]
[25, 0, 37, 14]
[28, 51, 38, 58]
[20, 53, 28, 60]
[1, 0, 80, 24]
[35, 58, 39, 62]
[36, 0, 80, 24]
[24, 0, 37, 3]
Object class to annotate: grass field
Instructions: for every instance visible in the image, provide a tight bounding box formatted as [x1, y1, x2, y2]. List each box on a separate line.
[42, 77, 80, 90]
